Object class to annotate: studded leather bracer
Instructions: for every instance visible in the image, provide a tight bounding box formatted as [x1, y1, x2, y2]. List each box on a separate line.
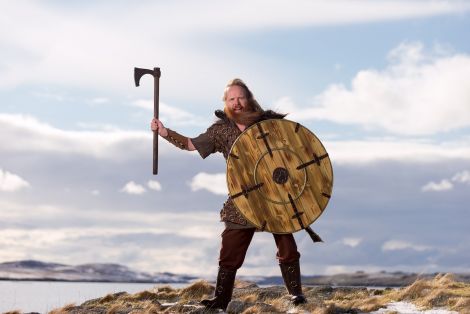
[163, 128, 189, 150]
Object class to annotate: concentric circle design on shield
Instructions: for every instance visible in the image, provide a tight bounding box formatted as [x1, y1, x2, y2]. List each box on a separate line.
[226, 119, 334, 234]
[253, 147, 307, 205]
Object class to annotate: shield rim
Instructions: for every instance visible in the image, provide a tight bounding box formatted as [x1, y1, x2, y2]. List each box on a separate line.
[226, 118, 334, 233]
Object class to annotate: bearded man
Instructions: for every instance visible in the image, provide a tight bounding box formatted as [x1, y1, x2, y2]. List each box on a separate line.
[151, 78, 307, 310]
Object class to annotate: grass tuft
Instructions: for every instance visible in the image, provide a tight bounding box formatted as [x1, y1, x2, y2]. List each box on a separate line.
[99, 292, 128, 304]
[178, 280, 214, 301]
[241, 302, 280, 314]
[147, 286, 179, 302]
[106, 303, 128, 314]
[48, 303, 76, 314]
[385, 273, 470, 312]
[153, 285, 174, 293]
[240, 293, 259, 303]
[396, 278, 431, 300]
[126, 290, 160, 302]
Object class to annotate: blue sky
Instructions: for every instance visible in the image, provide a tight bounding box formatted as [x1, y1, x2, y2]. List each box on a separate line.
[1, 0, 469, 276]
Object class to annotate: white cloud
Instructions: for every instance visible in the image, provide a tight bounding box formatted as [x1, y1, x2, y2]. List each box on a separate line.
[0, 197, 222, 275]
[421, 169, 470, 192]
[121, 181, 146, 195]
[326, 138, 470, 164]
[134, 0, 470, 31]
[132, 99, 153, 111]
[452, 170, 470, 184]
[421, 179, 454, 192]
[32, 90, 66, 102]
[147, 180, 162, 191]
[0, 113, 165, 160]
[0, 169, 30, 192]
[382, 240, 431, 252]
[132, 100, 207, 127]
[286, 42, 470, 135]
[342, 237, 362, 248]
[1, 1, 469, 93]
[90, 97, 109, 105]
[189, 172, 228, 195]
[3, 113, 470, 167]
[0, 198, 220, 240]
[272, 97, 298, 115]
[76, 122, 121, 132]
[91, 190, 100, 196]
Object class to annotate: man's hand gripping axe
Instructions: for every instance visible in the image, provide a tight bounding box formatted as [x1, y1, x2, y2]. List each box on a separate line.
[134, 67, 161, 175]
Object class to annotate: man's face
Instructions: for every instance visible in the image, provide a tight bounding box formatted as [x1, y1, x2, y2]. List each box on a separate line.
[225, 85, 249, 115]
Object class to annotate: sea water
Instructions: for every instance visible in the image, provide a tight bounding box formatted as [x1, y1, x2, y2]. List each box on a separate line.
[0, 281, 185, 314]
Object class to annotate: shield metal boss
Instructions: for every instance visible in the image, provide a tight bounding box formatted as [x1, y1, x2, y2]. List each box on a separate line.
[226, 119, 333, 234]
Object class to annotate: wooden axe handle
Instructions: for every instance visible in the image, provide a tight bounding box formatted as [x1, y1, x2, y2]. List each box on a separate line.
[153, 68, 160, 175]
[134, 67, 161, 175]
[153, 67, 160, 175]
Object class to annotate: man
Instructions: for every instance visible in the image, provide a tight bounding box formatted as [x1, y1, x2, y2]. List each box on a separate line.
[151, 78, 307, 310]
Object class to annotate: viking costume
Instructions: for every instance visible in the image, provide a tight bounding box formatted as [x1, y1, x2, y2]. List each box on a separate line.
[163, 109, 307, 310]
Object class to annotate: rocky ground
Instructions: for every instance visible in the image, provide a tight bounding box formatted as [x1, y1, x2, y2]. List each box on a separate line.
[4, 273, 470, 314]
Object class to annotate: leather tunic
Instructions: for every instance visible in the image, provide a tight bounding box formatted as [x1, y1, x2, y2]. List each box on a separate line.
[191, 110, 285, 227]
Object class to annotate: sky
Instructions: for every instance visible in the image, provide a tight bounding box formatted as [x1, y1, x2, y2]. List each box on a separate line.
[1, 0, 470, 277]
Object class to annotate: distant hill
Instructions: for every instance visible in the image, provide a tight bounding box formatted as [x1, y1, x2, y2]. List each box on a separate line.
[1, 260, 469, 286]
[0, 259, 196, 283]
[302, 270, 470, 287]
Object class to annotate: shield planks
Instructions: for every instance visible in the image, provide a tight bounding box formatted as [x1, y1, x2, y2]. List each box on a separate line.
[226, 119, 333, 234]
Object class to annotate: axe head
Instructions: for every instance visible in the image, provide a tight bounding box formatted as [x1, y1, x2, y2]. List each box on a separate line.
[134, 67, 160, 87]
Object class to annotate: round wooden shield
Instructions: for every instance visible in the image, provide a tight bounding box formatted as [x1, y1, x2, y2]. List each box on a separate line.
[226, 119, 333, 234]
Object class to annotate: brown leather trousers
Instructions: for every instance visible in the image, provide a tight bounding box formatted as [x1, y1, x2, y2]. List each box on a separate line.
[219, 228, 301, 270]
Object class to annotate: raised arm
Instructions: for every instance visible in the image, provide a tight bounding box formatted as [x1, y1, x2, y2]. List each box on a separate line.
[151, 118, 196, 151]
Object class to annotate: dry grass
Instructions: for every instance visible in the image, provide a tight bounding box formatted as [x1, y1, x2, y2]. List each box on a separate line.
[268, 296, 296, 312]
[151, 285, 174, 293]
[384, 272, 470, 312]
[241, 302, 280, 313]
[307, 273, 470, 313]
[452, 297, 470, 314]
[100, 292, 129, 304]
[106, 303, 129, 314]
[395, 278, 432, 300]
[323, 287, 392, 312]
[48, 303, 76, 314]
[149, 285, 179, 302]
[36, 273, 470, 314]
[178, 279, 214, 301]
[125, 300, 161, 314]
[124, 290, 160, 302]
[240, 293, 259, 303]
[235, 279, 259, 289]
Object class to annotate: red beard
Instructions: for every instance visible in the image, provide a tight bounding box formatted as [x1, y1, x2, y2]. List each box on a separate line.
[224, 105, 263, 126]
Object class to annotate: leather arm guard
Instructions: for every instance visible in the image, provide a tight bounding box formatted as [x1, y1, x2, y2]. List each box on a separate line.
[163, 128, 189, 150]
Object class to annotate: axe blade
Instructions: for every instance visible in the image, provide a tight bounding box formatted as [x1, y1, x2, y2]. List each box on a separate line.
[134, 67, 155, 87]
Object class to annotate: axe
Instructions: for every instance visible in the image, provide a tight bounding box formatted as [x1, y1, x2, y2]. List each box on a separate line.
[134, 67, 161, 175]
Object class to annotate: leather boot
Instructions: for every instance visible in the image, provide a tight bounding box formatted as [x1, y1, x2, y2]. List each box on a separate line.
[201, 267, 237, 310]
[280, 261, 307, 305]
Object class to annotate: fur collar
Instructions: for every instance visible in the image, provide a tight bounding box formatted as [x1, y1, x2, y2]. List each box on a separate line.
[214, 109, 286, 124]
